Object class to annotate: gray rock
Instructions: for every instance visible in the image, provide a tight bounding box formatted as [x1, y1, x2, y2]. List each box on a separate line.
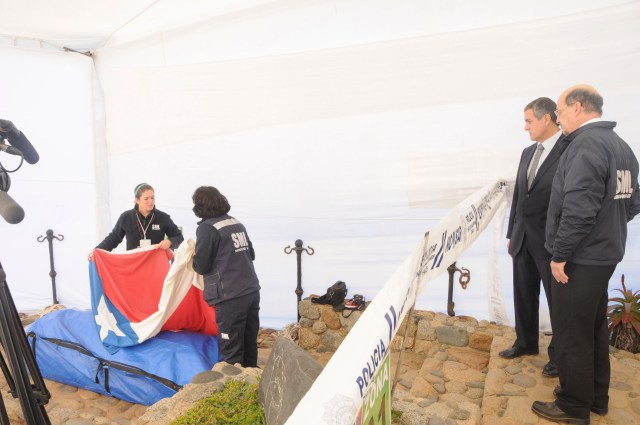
[320, 329, 345, 351]
[448, 408, 470, 420]
[416, 319, 432, 340]
[339, 309, 362, 331]
[435, 352, 448, 361]
[298, 300, 320, 320]
[466, 381, 484, 389]
[504, 365, 521, 375]
[512, 374, 536, 388]
[65, 418, 94, 425]
[610, 381, 633, 391]
[417, 397, 438, 408]
[189, 370, 224, 384]
[435, 326, 468, 347]
[311, 320, 327, 334]
[220, 363, 242, 375]
[299, 318, 314, 328]
[259, 336, 323, 425]
[433, 383, 446, 394]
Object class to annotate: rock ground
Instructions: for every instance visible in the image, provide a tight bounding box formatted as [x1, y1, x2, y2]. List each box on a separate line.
[2, 316, 639, 424]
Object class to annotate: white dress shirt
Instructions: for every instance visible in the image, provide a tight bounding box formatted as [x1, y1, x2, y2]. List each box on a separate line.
[528, 130, 561, 178]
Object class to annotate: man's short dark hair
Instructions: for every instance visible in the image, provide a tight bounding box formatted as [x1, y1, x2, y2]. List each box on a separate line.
[565, 87, 603, 115]
[192, 186, 231, 219]
[525, 97, 557, 122]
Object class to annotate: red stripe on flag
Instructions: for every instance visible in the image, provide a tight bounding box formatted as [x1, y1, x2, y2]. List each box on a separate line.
[164, 288, 218, 335]
[94, 248, 172, 321]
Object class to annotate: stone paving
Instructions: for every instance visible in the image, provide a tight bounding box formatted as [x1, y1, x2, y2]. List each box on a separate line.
[389, 325, 640, 425]
[3, 313, 640, 424]
[482, 332, 640, 425]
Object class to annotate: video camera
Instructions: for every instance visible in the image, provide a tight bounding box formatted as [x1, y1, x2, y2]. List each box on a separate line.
[0, 119, 39, 224]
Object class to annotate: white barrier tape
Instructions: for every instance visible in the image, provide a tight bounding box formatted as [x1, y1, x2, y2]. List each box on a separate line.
[285, 178, 508, 425]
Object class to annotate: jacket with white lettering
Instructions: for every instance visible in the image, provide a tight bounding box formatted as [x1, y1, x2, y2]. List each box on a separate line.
[545, 121, 640, 265]
[192, 214, 260, 305]
[96, 206, 184, 251]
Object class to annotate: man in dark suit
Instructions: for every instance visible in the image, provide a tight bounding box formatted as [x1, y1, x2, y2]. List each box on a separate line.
[500, 97, 567, 378]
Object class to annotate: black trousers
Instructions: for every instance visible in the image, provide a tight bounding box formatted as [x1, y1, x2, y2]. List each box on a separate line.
[512, 239, 555, 361]
[552, 262, 615, 419]
[215, 291, 261, 368]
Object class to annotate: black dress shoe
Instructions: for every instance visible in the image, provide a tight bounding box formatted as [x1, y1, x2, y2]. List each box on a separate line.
[531, 401, 589, 424]
[552, 386, 608, 416]
[499, 346, 539, 359]
[543, 361, 559, 377]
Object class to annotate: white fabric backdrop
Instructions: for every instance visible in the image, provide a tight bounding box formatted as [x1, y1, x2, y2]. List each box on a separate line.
[0, 44, 107, 309]
[1, 0, 639, 329]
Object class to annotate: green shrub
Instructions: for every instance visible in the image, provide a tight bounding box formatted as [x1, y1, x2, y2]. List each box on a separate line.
[170, 379, 265, 425]
[391, 409, 403, 423]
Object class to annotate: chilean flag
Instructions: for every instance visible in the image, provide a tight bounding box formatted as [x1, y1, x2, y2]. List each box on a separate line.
[89, 239, 217, 353]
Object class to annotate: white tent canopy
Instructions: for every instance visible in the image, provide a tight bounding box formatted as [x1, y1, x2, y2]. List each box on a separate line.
[1, 0, 639, 328]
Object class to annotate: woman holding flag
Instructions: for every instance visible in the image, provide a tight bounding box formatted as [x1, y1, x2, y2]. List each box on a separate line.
[90, 183, 183, 256]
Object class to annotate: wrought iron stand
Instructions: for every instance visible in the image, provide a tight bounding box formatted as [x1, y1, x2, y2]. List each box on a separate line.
[37, 229, 64, 305]
[284, 239, 315, 321]
[447, 262, 471, 316]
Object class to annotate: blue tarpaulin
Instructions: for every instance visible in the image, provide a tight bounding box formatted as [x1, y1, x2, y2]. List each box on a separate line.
[27, 309, 219, 405]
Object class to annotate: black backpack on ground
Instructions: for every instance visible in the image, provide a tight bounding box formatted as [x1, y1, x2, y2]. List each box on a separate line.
[311, 281, 348, 310]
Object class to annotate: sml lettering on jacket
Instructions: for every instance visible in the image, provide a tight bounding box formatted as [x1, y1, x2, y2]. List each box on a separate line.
[615, 169, 633, 199]
[232, 231, 249, 252]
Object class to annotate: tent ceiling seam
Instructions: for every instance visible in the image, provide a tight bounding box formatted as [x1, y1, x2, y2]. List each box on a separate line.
[101, 0, 163, 49]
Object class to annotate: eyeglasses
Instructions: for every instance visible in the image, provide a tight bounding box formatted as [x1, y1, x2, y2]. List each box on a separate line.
[555, 102, 577, 117]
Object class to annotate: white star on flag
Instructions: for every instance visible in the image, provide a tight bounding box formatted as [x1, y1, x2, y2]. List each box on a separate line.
[94, 296, 126, 340]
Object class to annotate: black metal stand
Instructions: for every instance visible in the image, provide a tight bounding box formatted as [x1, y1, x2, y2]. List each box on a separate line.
[37, 230, 64, 305]
[284, 239, 314, 321]
[446, 262, 471, 316]
[0, 260, 51, 425]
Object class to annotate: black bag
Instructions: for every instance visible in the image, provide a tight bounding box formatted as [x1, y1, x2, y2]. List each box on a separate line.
[311, 281, 348, 309]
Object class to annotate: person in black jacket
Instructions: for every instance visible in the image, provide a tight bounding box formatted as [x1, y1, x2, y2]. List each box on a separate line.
[532, 85, 640, 424]
[501, 98, 568, 380]
[91, 183, 183, 256]
[191, 186, 261, 368]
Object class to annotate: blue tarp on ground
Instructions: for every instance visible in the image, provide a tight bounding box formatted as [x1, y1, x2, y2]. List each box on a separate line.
[27, 309, 219, 405]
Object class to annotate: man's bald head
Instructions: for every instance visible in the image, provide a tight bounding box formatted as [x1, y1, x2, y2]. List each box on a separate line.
[556, 84, 603, 134]
[562, 85, 603, 115]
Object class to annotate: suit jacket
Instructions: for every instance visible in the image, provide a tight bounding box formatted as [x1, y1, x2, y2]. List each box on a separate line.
[507, 135, 568, 258]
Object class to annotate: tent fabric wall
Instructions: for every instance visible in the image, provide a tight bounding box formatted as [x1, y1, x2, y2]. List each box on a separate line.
[1, 0, 639, 328]
[92, 1, 640, 327]
[0, 45, 108, 311]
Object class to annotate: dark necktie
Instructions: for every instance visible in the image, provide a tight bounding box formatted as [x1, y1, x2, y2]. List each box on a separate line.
[527, 144, 544, 190]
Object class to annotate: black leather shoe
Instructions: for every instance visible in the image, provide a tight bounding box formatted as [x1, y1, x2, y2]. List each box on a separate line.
[543, 361, 559, 377]
[552, 386, 608, 416]
[531, 401, 589, 424]
[499, 346, 539, 359]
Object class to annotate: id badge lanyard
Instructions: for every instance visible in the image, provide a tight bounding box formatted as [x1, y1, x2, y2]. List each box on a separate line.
[136, 212, 155, 247]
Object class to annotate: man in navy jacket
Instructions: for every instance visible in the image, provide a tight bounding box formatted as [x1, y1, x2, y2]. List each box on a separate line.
[532, 85, 640, 424]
